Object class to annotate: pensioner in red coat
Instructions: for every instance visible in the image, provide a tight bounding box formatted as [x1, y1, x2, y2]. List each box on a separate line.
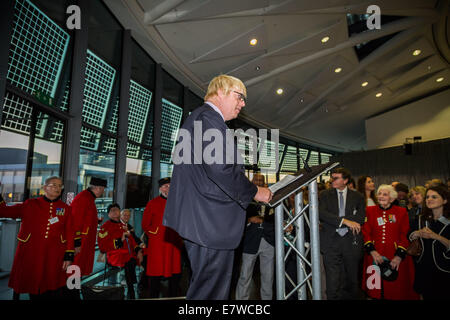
[142, 195, 182, 277]
[0, 195, 74, 295]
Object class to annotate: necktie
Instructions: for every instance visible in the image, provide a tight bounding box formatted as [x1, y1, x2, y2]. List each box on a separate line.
[337, 191, 348, 236]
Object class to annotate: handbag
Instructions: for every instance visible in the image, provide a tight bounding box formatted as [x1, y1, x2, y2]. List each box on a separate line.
[406, 238, 422, 256]
[407, 216, 423, 256]
[81, 285, 125, 300]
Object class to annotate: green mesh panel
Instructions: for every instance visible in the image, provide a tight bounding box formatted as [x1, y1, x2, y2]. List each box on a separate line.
[308, 150, 320, 167]
[82, 50, 116, 128]
[160, 98, 182, 163]
[321, 152, 332, 164]
[7, 0, 69, 98]
[127, 80, 152, 143]
[258, 141, 284, 171]
[299, 148, 309, 169]
[280, 146, 298, 173]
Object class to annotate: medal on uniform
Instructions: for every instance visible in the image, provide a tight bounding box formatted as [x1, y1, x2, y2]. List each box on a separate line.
[49, 216, 59, 224]
[377, 217, 385, 226]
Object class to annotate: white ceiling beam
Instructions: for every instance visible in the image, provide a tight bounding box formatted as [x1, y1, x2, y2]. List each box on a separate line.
[284, 25, 428, 129]
[189, 23, 265, 64]
[244, 16, 437, 88]
[143, 0, 185, 25]
[226, 20, 343, 75]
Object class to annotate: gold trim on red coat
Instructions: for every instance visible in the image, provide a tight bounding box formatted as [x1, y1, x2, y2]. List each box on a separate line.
[81, 227, 89, 235]
[61, 235, 67, 243]
[147, 227, 158, 235]
[17, 233, 31, 243]
[98, 230, 108, 239]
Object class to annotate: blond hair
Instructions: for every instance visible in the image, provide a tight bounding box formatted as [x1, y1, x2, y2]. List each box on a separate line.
[204, 74, 246, 101]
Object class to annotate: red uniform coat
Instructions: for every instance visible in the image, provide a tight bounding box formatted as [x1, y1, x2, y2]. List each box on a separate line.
[98, 219, 139, 267]
[362, 205, 419, 300]
[142, 196, 182, 277]
[0, 196, 74, 294]
[70, 189, 99, 276]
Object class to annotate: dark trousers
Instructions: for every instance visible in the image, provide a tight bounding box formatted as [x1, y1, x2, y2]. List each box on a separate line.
[322, 232, 363, 300]
[184, 240, 234, 300]
[148, 274, 181, 298]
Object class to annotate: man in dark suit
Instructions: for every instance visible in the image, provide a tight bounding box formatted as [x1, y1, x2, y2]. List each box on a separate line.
[163, 74, 272, 300]
[319, 167, 365, 300]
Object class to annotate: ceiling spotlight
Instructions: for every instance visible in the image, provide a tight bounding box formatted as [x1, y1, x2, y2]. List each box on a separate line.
[334, 67, 342, 73]
[255, 66, 261, 71]
[361, 81, 368, 87]
[412, 49, 421, 56]
[276, 88, 283, 95]
[321, 36, 330, 43]
[300, 97, 304, 103]
[250, 38, 258, 46]
[436, 77, 444, 82]
[375, 92, 382, 98]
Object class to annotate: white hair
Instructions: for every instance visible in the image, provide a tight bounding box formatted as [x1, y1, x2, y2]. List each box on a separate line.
[377, 184, 398, 200]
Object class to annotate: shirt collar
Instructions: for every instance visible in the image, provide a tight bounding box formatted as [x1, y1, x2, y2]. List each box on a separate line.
[205, 101, 225, 121]
[336, 186, 348, 195]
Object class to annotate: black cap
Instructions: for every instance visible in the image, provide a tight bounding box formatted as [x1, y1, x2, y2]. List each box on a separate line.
[107, 203, 120, 213]
[90, 177, 107, 187]
[379, 260, 398, 282]
[158, 177, 171, 187]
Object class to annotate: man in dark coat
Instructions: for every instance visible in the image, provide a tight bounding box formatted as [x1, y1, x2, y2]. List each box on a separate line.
[319, 167, 366, 300]
[163, 74, 272, 300]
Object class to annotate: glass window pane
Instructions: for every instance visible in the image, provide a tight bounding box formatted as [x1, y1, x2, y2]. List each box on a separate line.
[163, 70, 183, 106]
[0, 130, 28, 203]
[78, 146, 116, 213]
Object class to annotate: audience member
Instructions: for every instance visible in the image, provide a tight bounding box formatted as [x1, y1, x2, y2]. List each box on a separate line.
[362, 185, 418, 300]
[142, 177, 183, 298]
[347, 178, 356, 191]
[120, 209, 145, 250]
[236, 173, 275, 300]
[0, 177, 73, 300]
[319, 167, 366, 300]
[71, 177, 107, 278]
[97, 203, 142, 299]
[357, 176, 377, 207]
[407, 186, 426, 231]
[409, 186, 450, 300]
[394, 183, 409, 208]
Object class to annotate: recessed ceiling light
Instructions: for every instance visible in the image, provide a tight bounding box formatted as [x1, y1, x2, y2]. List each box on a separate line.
[436, 77, 444, 82]
[412, 49, 421, 56]
[300, 97, 304, 103]
[361, 81, 368, 87]
[250, 38, 258, 46]
[321, 36, 330, 43]
[334, 67, 342, 73]
[276, 88, 283, 95]
[375, 92, 382, 98]
[255, 66, 261, 71]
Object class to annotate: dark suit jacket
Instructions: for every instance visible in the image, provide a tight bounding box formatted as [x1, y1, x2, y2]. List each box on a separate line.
[163, 104, 258, 250]
[241, 203, 275, 254]
[319, 188, 366, 251]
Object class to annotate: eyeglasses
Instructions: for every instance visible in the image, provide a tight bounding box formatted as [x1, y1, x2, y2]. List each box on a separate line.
[233, 91, 247, 104]
[46, 183, 64, 189]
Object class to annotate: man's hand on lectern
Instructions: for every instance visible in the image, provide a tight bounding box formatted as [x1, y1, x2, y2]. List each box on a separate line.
[254, 186, 273, 203]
